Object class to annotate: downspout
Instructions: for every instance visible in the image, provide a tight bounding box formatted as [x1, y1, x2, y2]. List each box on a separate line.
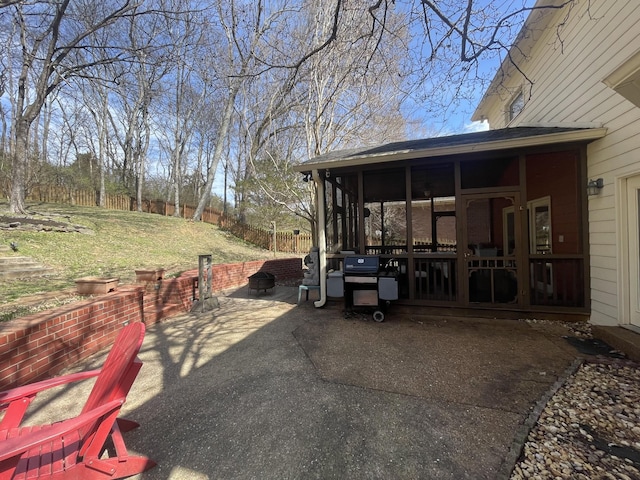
[313, 169, 327, 308]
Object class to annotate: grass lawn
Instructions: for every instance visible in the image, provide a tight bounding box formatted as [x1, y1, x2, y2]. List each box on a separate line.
[0, 202, 286, 313]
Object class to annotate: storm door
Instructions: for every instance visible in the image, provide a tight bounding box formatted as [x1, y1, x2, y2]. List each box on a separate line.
[462, 193, 522, 305]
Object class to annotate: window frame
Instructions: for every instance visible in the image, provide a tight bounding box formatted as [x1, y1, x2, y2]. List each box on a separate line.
[507, 90, 525, 122]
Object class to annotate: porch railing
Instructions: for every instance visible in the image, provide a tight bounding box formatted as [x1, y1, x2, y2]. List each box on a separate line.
[365, 243, 457, 255]
[414, 256, 457, 301]
[326, 253, 586, 309]
[528, 255, 585, 308]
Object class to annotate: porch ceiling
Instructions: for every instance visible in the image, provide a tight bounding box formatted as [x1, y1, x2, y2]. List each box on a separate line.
[294, 126, 607, 172]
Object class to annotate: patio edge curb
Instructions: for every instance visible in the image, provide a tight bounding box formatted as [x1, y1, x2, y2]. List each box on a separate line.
[496, 356, 585, 480]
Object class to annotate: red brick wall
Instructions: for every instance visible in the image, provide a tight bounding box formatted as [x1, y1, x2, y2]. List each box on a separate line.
[0, 258, 302, 390]
[0, 289, 145, 389]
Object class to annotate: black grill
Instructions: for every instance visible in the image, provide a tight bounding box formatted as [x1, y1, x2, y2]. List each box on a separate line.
[344, 255, 379, 276]
[342, 255, 397, 322]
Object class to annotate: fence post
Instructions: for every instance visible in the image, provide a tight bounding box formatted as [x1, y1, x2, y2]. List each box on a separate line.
[271, 221, 276, 257]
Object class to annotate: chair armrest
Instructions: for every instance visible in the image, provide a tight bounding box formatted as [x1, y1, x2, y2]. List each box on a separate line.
[0, 370, 101, 430]
[0, 398, 124, 463]
[0, 369, 101, 407]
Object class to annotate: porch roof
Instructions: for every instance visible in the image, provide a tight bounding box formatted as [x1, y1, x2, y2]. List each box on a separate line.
[294, 126, 607, 172]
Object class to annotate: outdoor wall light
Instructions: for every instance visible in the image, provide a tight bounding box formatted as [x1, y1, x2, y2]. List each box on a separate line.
[587, 178, 604, 196]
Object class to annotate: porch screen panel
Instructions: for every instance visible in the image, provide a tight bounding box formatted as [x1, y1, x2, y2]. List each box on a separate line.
[324, 178, 335, 253]
[325, 174, 359, 254]
[363, 202, 407, 255]
[526, 151, 586, 308]
[466, 196, 518, 304]
[411, 164, 456, 252]
[460, 156, 518, 189]
[363, 169, 406, 255]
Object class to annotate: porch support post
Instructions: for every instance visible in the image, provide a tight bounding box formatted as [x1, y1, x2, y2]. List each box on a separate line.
[518, 153, 530, 306]
[313, 169, 327, 308]
[578, 145, 591, 309]
[405, 166, 416, 299]
[358, 171, 365, 254]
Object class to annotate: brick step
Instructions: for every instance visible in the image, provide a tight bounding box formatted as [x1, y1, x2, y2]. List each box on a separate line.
[0, 266, 56, 279]
[0, 256, 40, 265]
[142, 303, 183, 325]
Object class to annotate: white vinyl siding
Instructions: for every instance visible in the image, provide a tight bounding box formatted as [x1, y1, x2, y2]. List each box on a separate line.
[476, 0, 640, 326]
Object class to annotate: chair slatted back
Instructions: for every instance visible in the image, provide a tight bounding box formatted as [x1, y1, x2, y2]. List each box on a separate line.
[82, 322, 145, 417]
[78, 322, 145, 450]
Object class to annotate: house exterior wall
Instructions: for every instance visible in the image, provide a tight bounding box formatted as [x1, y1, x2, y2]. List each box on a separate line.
[475, 0, 640, 326]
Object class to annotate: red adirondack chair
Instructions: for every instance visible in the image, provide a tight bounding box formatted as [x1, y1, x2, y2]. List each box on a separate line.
[0, 322, 156, 479]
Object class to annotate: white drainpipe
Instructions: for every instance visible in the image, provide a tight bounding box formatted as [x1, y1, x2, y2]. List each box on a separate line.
[312, 169, 327, 308]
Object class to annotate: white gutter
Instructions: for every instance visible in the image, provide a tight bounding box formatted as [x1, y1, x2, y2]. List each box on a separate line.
[312, 169, 327, 308]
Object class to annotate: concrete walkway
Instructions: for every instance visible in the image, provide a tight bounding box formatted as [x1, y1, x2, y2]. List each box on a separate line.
[25, 286, 583, 479]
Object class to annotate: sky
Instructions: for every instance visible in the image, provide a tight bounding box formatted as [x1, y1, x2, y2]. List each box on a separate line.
[396, 0, 538, 137]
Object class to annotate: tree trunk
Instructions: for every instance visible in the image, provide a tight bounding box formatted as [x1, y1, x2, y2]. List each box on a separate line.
[9, 121, 29, 214]
[192, 81, 240, 221]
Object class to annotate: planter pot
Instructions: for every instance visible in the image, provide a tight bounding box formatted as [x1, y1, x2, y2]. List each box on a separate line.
[135, 269, 166, 282]
[75, 277, 119, 295]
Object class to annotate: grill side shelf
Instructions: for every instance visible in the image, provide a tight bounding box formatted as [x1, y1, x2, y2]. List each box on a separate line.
[344, 276, 377, 284]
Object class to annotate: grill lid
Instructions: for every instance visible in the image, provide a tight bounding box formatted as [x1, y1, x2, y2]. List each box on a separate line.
[343, 255, 379, 274]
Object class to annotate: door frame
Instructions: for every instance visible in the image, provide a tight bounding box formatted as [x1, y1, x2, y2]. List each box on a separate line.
[620, 174, 640, 327]
[459, 191, 524, 307]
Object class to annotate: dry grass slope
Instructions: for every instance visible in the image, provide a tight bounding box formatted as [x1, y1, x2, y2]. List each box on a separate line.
[0, 202, 285, 309]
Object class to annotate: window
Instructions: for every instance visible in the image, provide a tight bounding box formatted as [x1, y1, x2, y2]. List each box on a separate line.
[528, 197, 552, 254]
[508, 91, 525, 121]
[501, 196, 552, 255]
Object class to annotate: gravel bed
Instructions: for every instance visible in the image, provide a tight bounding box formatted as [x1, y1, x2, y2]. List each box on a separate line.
[511, 359, 640, 479]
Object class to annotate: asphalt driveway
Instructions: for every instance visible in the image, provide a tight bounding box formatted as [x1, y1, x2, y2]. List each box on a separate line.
[24, 286, 582, 479]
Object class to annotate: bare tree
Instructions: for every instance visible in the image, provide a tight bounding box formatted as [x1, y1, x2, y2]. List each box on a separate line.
[238, 0, 407, 238]
[0, 0, 579, 217]
[77, 73, 113, 206]
[189, 0, 345, 221]
[2, 0, 152, 213]
[153, 2, 212, 217]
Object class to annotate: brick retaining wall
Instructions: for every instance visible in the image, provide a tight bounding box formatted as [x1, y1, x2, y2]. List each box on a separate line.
[0, 257, 302, 389]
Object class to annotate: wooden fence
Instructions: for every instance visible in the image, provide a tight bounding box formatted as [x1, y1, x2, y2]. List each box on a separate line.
[25, 185, 313, 254]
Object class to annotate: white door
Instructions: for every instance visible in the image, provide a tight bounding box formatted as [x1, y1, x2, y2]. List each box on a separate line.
[627, 176, 640, 327]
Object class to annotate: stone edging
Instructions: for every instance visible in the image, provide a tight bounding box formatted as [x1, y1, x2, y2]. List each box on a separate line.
[496, 356, 585, 479]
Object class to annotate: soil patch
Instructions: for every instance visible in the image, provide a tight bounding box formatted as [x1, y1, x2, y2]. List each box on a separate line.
[0, 215, 91, 233]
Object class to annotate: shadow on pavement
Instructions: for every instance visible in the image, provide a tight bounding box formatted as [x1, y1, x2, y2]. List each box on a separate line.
[23, 286, 583, 480]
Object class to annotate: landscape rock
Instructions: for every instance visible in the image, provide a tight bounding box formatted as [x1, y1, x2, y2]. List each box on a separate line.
[510, 360, 640, 479]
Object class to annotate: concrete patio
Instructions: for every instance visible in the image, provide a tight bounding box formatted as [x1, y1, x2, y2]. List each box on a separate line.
[23, 285, 586, 479]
